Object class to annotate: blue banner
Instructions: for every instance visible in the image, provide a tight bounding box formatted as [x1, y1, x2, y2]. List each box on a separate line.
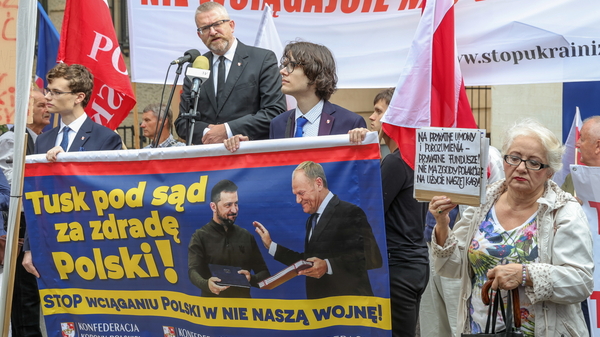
[23, 135, 391, 337]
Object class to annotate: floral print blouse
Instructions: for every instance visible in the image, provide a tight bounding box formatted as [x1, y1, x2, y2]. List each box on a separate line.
[467, 206, 539, 336]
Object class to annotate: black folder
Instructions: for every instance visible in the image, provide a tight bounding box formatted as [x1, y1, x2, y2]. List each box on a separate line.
[208, 264, 251, 288]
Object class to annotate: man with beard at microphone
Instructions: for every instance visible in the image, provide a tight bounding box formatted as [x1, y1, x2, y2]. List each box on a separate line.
[176, 2, 286, 145]
[188, 180, 270, 298]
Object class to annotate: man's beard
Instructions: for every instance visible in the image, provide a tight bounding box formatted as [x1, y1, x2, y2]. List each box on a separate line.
[216, 208, 236, 229]
[208, 37, 230, 55]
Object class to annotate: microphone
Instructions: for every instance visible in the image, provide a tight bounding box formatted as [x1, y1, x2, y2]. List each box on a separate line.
[186, 56, 211, 94]
[171, 49, 201, 65]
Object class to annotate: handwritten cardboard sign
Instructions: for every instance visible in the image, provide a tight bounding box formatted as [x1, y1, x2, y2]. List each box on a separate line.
[0, 0, 17, 124]
[414, 127, 488, 207]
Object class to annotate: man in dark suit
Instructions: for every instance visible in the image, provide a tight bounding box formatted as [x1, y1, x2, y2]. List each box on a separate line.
[34, 63, 122, 160]
[223, 41, 366, 152]
[23, 63, 122, 277]
[269, 41, 365, 139]
[253, 161, 382, 299]
[25, 88, 51, 155]
[175, 2, 286, 145]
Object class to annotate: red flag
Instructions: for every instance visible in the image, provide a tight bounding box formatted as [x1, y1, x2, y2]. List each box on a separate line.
[57, 0, 135, 130]
[381, 0, 477, 169]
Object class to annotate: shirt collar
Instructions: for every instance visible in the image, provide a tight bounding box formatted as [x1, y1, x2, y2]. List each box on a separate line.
[212, 38, 238, 64]
[316, 191, 334, 217]
[60, 113, 87, 134]
[294, 99, 325, 124]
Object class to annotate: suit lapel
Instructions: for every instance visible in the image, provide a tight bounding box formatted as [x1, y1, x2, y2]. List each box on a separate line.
[217, 41, 248, 114]
[40, 128, 59, 153]
[309, 195, 339, 243]
[69, 118, 93, 151]
[318, 102, 335, 136]
[285, 112, 295, 138]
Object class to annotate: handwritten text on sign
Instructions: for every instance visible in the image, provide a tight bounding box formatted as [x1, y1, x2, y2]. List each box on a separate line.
[0, 0, 17, 123]
[415, 129, 483, 196]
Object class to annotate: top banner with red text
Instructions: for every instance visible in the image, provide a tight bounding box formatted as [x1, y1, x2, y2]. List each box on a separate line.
[23, 134, 390, 337]
[59, 0, 136, 130]
[127, 0, 600, 87]
[571, 165, 600, 336]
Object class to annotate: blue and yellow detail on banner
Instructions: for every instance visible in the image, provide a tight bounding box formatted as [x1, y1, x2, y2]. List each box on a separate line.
[41, 289, 391, 330]
[23, 137, 390, 336]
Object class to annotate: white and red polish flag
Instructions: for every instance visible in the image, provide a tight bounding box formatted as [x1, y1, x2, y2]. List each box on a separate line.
[553, 107, 583, 187]
[381, 0, 477, 169]
[57, 0, 136, 130]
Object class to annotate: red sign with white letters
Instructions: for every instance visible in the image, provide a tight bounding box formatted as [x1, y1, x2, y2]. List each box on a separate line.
[57, 0, 136, 130]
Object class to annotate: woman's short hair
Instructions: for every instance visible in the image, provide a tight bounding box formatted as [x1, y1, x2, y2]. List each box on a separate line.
[282, 41, 337, 101]
[501, 118, 564, 174]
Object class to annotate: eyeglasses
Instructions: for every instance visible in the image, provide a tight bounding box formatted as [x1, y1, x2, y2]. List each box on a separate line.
[44, 88, 75, 97]
[197, 19, 230, 35]
[279, 60, 305, 74]
[503, 155, 550, 171]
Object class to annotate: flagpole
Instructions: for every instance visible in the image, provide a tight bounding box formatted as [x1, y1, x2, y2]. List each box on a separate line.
[0, 0, 37, 335]
[575, 107, 580, 166]
[133, 82, 140, 149]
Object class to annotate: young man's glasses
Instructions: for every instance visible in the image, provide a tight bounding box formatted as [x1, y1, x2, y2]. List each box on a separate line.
[279, 61, 305, 74]
[44, 88, 75, 97]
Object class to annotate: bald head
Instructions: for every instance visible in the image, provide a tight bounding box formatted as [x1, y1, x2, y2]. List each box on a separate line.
[577, 116, 600, 166]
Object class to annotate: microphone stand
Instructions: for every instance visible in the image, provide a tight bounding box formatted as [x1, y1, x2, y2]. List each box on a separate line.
[185, 85, 202, 146]
[153, 62, 185, 148]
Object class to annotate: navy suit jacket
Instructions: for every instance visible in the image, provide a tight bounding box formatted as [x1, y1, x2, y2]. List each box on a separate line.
[176, 40, 286, 144]
[273, 195, 383, 299]
[34, 116, 122, 154]
[269, 101, 366, 139]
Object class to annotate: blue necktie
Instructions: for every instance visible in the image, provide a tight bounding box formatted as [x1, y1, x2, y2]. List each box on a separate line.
[295, 117, 308, 137]
[60, 126, 70, 151]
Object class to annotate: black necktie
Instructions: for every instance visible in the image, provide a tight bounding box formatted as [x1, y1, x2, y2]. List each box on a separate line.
[309, 213, 320, 240]
[217, 55, 226, 105]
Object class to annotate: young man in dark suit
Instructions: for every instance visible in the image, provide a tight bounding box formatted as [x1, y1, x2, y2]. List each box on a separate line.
[34, 63, 122, 160]
[253, 161, 382, 299]
[176, 2, 286, 145]
[23, 63, 122, 279]
[269, 41, 366, 139]
[223, 41, 366, 152]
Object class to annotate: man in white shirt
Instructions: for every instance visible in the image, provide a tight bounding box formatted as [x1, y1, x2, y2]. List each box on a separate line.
[24, 63, 121, 279]
[34, 63, 121, 161]
[175, 2, 286, 145]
